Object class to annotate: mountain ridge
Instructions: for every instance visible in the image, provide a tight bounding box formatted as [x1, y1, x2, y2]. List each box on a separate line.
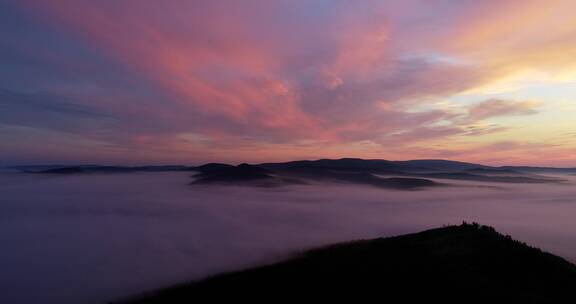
[118, 223, 576, 303]
[20, 158, 570, 188]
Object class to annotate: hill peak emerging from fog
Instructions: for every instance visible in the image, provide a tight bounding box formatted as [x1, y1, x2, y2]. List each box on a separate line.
[19, 158, 573, 189]
[190, 158, 567, 187]
[121, 223, 576, 303]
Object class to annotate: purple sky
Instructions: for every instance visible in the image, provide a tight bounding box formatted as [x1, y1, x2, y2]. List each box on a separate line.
[2, 0, 576, 166]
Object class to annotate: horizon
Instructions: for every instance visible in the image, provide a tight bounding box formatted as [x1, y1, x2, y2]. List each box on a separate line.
[2, 1, 576, 166]
[3, 157, 576, 169]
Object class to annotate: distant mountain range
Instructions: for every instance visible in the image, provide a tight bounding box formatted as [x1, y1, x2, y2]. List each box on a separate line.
[118, 223, 576, 303]
[189, 158, 569, 188]
[258, 158, 576, 175]
[11, 158, 574, 189]
[190, 162, 440, 190]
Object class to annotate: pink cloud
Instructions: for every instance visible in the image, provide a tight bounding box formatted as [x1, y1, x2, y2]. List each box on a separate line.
[4, 0, 575, 165]
[464, 99, 538, 122]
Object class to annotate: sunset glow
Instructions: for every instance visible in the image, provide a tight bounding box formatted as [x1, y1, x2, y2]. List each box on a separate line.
[2, 0, 576, 165]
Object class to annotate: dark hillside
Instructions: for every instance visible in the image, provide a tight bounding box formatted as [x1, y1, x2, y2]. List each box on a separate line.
[120, 223, 576, 303]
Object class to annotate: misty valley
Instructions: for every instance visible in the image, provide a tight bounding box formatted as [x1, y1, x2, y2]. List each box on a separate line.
[2, 159, 576, 303]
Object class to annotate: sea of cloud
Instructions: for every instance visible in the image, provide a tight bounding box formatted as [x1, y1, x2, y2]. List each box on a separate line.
[1, 171, 575, 303]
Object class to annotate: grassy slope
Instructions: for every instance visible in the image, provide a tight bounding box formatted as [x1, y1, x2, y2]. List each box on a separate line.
[119, 223, 576, 303]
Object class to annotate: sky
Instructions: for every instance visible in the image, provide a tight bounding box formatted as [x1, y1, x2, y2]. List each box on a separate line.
[1, 0, 576, 166]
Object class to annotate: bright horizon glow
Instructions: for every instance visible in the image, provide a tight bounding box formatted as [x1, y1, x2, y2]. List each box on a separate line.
[1, 0, 576, 166]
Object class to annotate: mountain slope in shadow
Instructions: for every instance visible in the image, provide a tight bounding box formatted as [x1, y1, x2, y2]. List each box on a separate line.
[119, 223, 576, 304]
[191, 163, 277, 184]
[23, 158, 569, 185]
[258, 158, 565, 184]
[191, 163, 439, 189]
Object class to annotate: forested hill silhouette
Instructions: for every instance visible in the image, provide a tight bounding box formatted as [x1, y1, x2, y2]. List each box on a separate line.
[190, 162, 440, 189]
[118, 223, 576, 304]
[191, 163, 275, 183]
[16, 158, 570, 189]
[188, 159, 566, 187]
[257, 158, 567, 183]
[23, 158, 572, 185]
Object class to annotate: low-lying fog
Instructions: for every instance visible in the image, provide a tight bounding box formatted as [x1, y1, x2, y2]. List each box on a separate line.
[1, 172, 575, 304]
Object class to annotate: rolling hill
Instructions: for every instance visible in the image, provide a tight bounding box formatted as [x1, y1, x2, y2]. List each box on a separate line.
[119, 223, 576, 303]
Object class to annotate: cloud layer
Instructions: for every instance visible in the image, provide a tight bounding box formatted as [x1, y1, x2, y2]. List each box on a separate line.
[2, 0, 576, 165]
[3, 172, 576, 303]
